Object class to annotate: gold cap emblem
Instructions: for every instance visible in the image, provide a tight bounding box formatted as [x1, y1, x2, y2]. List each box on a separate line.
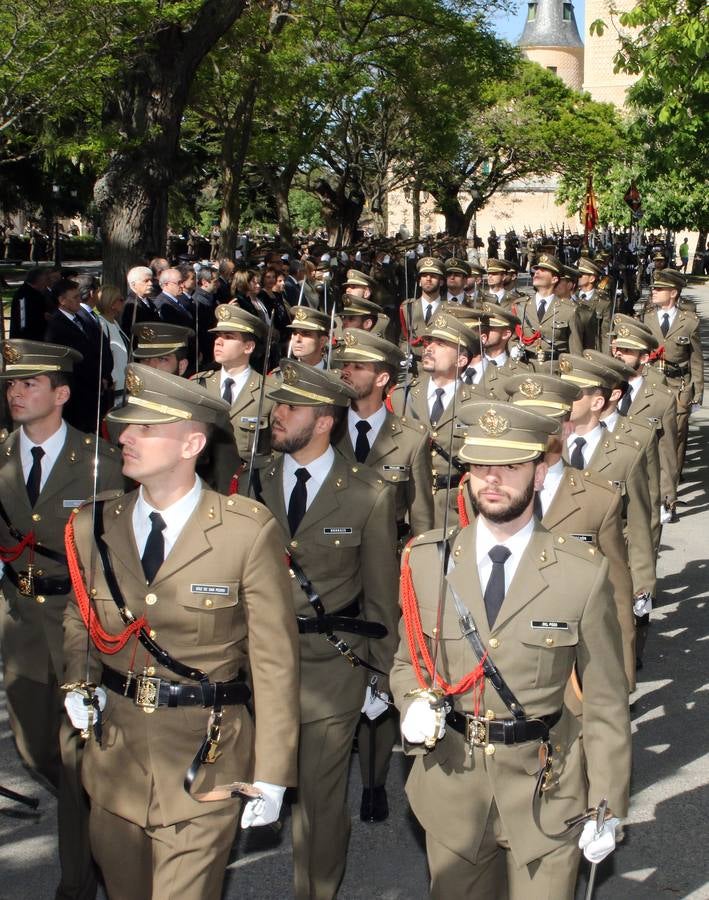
[2, 344, 21, 364]
[124, 369, 143, 395]
[342, 295, 352, 308]
[433, 314, 448, 328]
[343, 331, 358, 347]
[559, 358, 572, 374]
[617, 325, 630, 338]
[482, 303, 493, 314]
[478, 408, 509, 436]
[140, 326, 156, 342]
[295, 307, 308, 321]
[519, 378, 542, 399]
[282, 364, 298, 385]
[216, 305, 231, 321]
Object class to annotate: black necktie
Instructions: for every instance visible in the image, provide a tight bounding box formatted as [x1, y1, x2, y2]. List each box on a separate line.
[424, 303, 433, 324]
[73, 315, 87, 335]
[354, 420, 371, 463]
[537, 298, 547, 319]
[619, 390, 632, 415]
[26, 446, 45, 507]
[287, 468, 311, 536]
[222, 377, 235, 404]
[484, 545, 511, 628]
[430, 388, 445, 425]
[661, 313, 670, 336]
[141, 512, 166, 584]
[533, 490, 544, 520]
[570, 437, 586, 470]
[463, 368, 476, 385]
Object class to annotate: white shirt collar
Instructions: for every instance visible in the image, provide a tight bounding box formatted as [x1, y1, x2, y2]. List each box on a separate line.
[493, 288, 505, 302]
[282, 445, 335, 513]
[132, 476, 202, 560]
[420, 296, 441, 316]
[601, 409, 620, 432]
[566, 423, 603, 466]
[485, 351, 507, 367]
[220, 366, 251, 402]
[628, 374, 643, 401]
[348, 405, 387, 450]
[538, 458, 565, 517]
[657, 306, 677, 326]
[427, 377, 456, 413]
[475, 515, 535, 602]
[19, 421, 67, 491]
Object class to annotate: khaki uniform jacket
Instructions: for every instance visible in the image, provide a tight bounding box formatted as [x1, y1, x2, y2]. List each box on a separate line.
[63, 488, 299, 826]
[389, 375, 477, 526]
[608, 415, 661, 551]
[194, 367, 273, 494]
[478, 356, 531, 402]
[259, 453, 399, 724]
[507, 294, 583, 359]
[335, 411, 434, 537]
[640, 305, 704, 405]
[398, 295, 443, 354]
[577, 289, 613, 352]
[390, 521, 631, 867]
[0, 426, 124, 684]
[628, 379, 678, 504]
[581, 431, 656, 597]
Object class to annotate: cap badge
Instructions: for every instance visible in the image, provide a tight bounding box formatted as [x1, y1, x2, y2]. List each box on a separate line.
[519, 378, 542, 399]
[2, 344, 21, 364]
[282, 364, 298, 386]
[617, 325, 630, 338]
[433, 314, 448, 328]
[482, 303, 492, 314]
[140, 326, 156, 342]
[216, 305, 231, 321]
[559, 358, 573, 374]
[343, 331, 358, 347]
[478, 408, 509, 436]
[124, 369, 143, 396]
[342, 295, 352, 308]
[295, 308, 308, 321]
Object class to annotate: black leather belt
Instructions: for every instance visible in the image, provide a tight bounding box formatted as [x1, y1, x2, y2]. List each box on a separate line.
[446, 710, 561, 745]
[297, 598, 385, 638]
[4, 567, 71, 596]
[102, 665, 251, 710]
[663, 361, 689, 377]
[433, 473, 462, 490]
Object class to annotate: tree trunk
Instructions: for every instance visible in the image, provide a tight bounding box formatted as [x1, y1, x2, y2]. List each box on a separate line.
[95, 0, 247, 285]
[218, 79, 258, 260]
[274, 183, 293, 248]
[411, 181, 421, 240]
[691, 230, 707, 275]
[436, 184, 467, 237]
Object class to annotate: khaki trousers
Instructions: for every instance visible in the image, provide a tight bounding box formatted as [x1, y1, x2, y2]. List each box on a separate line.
[357, 707, 399, 789]
[89, 795, 239, 900]
[292, 709, 361, 900]
[427, 801, 581, 900]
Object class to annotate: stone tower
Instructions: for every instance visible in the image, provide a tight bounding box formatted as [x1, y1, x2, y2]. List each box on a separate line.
[582, 0, 638, 106]
[518, 0, 584, 90]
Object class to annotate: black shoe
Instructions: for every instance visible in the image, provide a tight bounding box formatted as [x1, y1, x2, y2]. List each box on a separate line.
[360, 786, 389, 822]
[669, 509, 680, 523]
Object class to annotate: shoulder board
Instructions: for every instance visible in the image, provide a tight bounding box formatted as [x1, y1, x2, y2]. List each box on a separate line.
[191, 369, 217, 381]
[408, 526, 458, 548]
[349, 463, 387, 490]
[397, 415, 428, 435]
[0, 428, 9, 444]
[579, 469, 618, 495]
[223, 494, 271, 521]
[552, 532, 601, 562]
[74, 489, 125, 514]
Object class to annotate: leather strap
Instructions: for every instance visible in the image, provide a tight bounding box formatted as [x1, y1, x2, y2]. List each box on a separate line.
[102, 664, 250, 708]
[430, 439, 467, 474]
[446, 710, 561, 744]
[3, 567, 70, 595]
[0, 495, 68, 565]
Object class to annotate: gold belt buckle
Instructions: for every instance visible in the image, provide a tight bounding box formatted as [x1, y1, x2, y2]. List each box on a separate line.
[17, 565, 35, 597]
[134, 674, 161, 709]
[465, 715, 489, 748]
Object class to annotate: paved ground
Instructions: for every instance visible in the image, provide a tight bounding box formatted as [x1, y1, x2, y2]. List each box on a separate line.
[1, 280, 708, 899]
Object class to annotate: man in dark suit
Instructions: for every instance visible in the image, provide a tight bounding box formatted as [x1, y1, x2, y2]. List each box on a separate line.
[192, 263, 219, 366]
[214, 258, 235, 304]
[10, 267, 50, 340]
[45, 279, 113, 432]
[154, 268, 195, 328]
[121, 266, 159, 338]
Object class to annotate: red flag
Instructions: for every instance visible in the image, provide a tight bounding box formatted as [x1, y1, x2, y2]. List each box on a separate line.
[584, 175, 598, 234]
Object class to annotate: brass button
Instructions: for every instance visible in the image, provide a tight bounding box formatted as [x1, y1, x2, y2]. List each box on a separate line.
[146, 666, 156, 676]
[290, 540, 298, 549]
[32, 513, 41, 522]
[143, 707, 155, 715]
[149, 629, 157, 639]
[205, 598, 213, 608]
[36, 595, 46, 604]
[545, 637, 554, 646]
[489, 638, 499, 649]
[391, 475, 399, 481]
[485, 710, 496, 720]
[432, 431, 438, 438]
[145, 593, 158, 606]
[484, 744, 496, 756]
[334, 539, 340, 546]
[555, 744, 562, 752]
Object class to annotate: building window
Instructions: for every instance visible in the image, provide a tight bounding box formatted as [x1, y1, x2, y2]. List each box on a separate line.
[547, 66, 557, 73]
[527, 2, 537, 21]
[563, 2, 573, 20]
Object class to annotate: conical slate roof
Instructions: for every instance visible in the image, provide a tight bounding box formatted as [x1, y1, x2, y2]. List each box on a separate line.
[518, 0, 583, 48]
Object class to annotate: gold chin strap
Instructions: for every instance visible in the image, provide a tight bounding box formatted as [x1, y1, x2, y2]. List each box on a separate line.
[126, 395, 193, 419]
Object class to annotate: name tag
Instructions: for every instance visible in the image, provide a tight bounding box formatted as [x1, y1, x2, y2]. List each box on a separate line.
[63, 499, 84, 508]
[239, 416, 267, 426]
[531, 620, 568, 630]
[571, 533, 594, 543]
[383, 465, 409, 472]
[323, 527, 352, 535]
[190, 584, 230, 595]
[675, 336, 690, 345]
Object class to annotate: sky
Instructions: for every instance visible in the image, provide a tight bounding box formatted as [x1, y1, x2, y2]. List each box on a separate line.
[489, 0, 585, 44]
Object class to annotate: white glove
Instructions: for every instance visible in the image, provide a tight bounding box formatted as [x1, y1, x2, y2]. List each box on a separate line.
[64, 687, 107, 730]
[633, 593, 653, 617]
[660, 504, 672, 525]
[240, 782, 285, 828]
[361, 685, 389, 721]
[401, 697, 446, 745]
[690, 402, 702, 415]
[578, 816, 621, 863]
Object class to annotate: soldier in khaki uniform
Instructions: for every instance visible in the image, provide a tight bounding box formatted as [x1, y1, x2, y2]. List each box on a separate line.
[132, 321, 194, 375]
[560, 354, 656, 611]
[486, 257, 519, 306]
[0, 340, 124, 900]
[63, 364, 299, 900]
[192, 305, 271, 494]
[507, 254, 583, 367]
[610, 316, 679, 518]
[337, 291, 390, 339]
[389, 313, 478, 526]
[398, 256, 446, 360]
[287, 306, 331, 368]
[576, 257, 613, 352]
[391, 402, 631, 898]
[444, 257, 472, 305]
[638, 268, 703, 472]
[331, 329, 433, 822]
[259, 360, 399, 900]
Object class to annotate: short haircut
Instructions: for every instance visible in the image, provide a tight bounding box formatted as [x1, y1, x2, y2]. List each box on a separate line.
[218, 259, 234, 278]
[47, 371, 72, 390]
[54, 278, 79, 300]
[25, 267, 46, 286]
[76, 274, 99, 302]
[315, 403, 347, 442]
[372, 360, 398, 388]
[178, 263, 195, 281]
[127, 265, 152, 287]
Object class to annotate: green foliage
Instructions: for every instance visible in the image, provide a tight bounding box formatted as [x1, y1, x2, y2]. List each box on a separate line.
[289, 189, 323, 232]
